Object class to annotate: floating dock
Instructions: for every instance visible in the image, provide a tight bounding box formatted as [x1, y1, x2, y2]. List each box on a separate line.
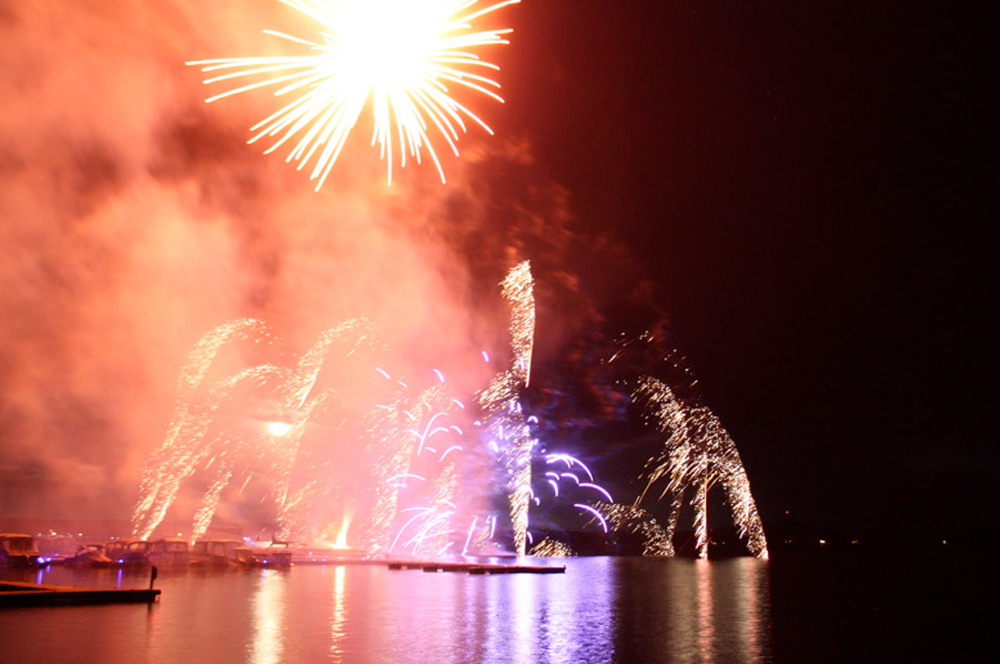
[386, 561, 565, 575]
[0, 581, 160, 608]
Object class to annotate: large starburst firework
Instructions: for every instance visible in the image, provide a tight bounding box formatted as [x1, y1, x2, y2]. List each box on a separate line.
[189, 0, 519, 187]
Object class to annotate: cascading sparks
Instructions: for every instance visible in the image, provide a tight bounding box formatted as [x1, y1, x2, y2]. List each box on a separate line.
[593, 502, 673, 556]
[500, 260, 535, 386]
[130, 268, 769, 561]
[634, 376, 769, 559]
[130, 318, 276, 541]
[130, 318, 378, 543]
[188, 0, 520, 188]
[477, 260, 536, 556]
[130, 267, 541, 557]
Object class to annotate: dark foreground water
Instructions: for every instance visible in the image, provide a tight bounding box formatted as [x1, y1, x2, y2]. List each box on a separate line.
[0, 550, 982, 663]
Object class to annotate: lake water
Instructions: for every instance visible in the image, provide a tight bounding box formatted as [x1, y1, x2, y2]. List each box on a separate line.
[0, 549, 981, 663]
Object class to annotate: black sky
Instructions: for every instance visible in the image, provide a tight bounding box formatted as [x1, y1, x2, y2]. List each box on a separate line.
[501, 0, 997, 531]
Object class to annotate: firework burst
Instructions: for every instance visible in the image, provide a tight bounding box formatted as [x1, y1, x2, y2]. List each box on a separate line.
[189, 0, 519, 187]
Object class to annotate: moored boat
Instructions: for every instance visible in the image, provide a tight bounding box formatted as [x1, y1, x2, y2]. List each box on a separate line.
[233, 541, 293, 568]
[104, 538, 152, 566]
[190, 539, 243, 567]
[35, 535, 81, 565]
[64, 544, 115, 568]
[0, 534, 41, 567]
[147, 538, 191, 566]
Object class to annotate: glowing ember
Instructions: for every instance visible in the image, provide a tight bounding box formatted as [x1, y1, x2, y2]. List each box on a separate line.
[189, 0, 520, 187]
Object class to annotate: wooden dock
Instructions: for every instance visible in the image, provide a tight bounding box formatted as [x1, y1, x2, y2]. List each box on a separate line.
[0, 580, 160, 608]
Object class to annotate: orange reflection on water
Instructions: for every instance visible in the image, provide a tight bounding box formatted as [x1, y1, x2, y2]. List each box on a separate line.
[733, 557, 769, 661]
[329, 565, 348, 662]
[696, 559, 716, 664]
[646, 557, 770, 664]
[3, 558, 769, 662]
[250, 569, 286, 664]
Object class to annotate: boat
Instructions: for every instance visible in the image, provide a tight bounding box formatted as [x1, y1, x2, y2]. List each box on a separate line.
[104, 538, 152, 566]
[190, 539, 244, 567]
[0, 534, 41, 567]
[147, 538, 191, 566]
[63, 544, 115, 568]
[233, 541, 293, 568]
[35, 535, 81, 565]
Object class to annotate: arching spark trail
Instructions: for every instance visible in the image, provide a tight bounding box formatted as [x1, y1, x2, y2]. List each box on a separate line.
[635, 376, 769, 559]
[575, 504, 609, 533]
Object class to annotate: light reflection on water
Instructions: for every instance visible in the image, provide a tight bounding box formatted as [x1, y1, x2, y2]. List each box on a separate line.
[613, 556, 771, 664]
[329, 565, 347, 660]
[251, 569, 287, 664]
[1, 557, 771, 663]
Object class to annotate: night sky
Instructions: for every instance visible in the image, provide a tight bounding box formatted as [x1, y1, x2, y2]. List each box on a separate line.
[498, 0, 997, 532]
[0, 1, 995, 541]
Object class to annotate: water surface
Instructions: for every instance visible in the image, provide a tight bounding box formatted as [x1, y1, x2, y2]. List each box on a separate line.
[1, 550, 979, 663]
